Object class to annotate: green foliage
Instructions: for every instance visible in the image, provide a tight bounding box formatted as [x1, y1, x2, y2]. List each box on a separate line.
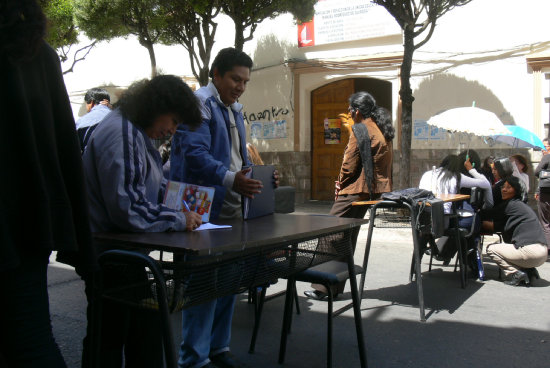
[221, 0, 316, 50]
[159, 0, 220, 86]
[39, 0, 78, 50]
[75, 0, 168, 76]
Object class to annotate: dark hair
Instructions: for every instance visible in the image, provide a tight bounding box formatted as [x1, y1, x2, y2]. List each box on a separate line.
[438, 154, 462, 188]
[116, 75, 201, 131]
[504, 175, 523, 200]
[349, 91, 377, 121]
[371, 106, 395, 141]
[510, 154, 529, 174]
[458, 150, 481, 177]
[209, 47, 253, 78]
[482, 155, 494, 169]
[84, 88, 110, 104]
[493, 157, 514, 180]
[0, 0, 46, 61]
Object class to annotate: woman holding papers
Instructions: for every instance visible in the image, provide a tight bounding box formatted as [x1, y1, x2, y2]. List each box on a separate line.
[81, 75, 203, 367]
[305, 91, 394, 301]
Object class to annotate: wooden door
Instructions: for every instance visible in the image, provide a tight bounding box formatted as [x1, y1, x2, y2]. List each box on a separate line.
[311, 79, 355, 200]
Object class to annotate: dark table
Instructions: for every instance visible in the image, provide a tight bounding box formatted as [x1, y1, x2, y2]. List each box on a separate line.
[92, 213, 369, 368]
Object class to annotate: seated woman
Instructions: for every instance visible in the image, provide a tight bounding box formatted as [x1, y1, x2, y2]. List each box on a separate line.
[418, 154, 492, 266]
[482, 176, 548, 286]
[81, 75, 203, 367]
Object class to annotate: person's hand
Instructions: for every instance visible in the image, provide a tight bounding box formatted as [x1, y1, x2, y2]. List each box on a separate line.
[184, 211, 202, 231]
[464, 157, 473, 171]
[272, 169, 280, 188]
[233, 167, 263, 198]
[99, 99, 112, 109]
[535, 193, 540, 201]
[334, 181, 341, 200]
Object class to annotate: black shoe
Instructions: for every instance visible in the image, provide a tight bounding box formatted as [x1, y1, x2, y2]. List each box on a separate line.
[434, 254, 451, 265]
[504, 270, 530, 286]
[210, 352, 246, 368]
[304, 289, 328, 301]
[525, 268, 540, 281]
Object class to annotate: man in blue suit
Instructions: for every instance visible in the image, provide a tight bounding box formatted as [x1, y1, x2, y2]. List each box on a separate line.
[170, 48, 262, 368]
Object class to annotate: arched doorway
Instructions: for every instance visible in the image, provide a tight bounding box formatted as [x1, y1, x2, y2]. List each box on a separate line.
[311, 77, 393, 200]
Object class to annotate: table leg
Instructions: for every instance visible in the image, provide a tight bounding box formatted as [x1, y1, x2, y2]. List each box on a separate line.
[347, 234, 368, 368]
[408, 205, 426, 322]
[359, 205, 377, 300]
[278, 276, 295, 364]
[453, 221, 467, 288]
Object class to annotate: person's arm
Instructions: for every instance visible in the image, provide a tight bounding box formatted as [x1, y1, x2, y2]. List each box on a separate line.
[94, 127, 198, 232]
[173, 122, 229, 186]
[460, 168, 494, 209]
[338, 132, 361, 189]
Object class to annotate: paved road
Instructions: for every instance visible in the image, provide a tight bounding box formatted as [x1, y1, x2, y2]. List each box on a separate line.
[49, 201, 550, 367]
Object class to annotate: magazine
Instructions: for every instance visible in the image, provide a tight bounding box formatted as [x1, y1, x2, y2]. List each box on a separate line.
[163, 180, 215, 223]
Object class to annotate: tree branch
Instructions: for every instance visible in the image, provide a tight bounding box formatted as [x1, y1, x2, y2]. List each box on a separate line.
[62, 41, 97, 74]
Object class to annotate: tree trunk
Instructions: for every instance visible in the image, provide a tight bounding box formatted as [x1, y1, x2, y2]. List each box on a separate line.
[398, 27, 415, 189]
[233, 21, 245, 51]
[140, 37, 157, 78]
[198, 67, 209, 87]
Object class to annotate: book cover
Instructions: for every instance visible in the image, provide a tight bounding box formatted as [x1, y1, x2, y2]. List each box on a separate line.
[163, 180, 215, 223]
[242, 165, 275, 220]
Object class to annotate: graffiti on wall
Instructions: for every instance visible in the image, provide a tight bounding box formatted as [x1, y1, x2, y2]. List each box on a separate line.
[243, 106, 290, 124]
[250, 120, 287, 139]
[413, 120, 446, 140]
[245, 106, 290, 139]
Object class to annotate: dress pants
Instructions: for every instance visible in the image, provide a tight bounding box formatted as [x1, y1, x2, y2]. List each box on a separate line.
[179, 295, 236, 368]
[486, 242, 548, 276]
[0, 251, 67, 368]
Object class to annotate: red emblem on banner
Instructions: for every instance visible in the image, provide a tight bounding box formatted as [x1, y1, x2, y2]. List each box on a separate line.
[298, 19, 315, 47]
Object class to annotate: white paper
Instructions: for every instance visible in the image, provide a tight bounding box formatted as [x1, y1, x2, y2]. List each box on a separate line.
[194, 223, 232, 231]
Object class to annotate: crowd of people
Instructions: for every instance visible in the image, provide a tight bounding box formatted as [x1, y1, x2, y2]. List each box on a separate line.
[1, 1, 548, 367]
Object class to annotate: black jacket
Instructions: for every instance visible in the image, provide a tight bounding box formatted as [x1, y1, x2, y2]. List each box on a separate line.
[0, 42, 95, 276]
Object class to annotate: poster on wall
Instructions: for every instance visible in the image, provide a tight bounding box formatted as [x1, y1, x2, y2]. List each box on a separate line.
[250, 120, 287, 139]
[298, 0, 401, 47]
[324, 118, 341, 144]
[413, 120, 446, 140]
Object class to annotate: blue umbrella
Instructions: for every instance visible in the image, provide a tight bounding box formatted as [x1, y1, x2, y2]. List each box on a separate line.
[491, 125, 545, 150]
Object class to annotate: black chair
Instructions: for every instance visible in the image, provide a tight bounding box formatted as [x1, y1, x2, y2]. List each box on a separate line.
[428, 187, 485, 286]
[249, 230, 367, 368]
[90, 250, 178, 368]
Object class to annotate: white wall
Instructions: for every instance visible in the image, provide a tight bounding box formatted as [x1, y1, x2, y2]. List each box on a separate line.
[61, 0, 550, 153]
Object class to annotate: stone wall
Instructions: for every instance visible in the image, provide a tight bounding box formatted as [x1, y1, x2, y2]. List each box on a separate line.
[260, 148, 544, 206]
[261, 151, 311, 203]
